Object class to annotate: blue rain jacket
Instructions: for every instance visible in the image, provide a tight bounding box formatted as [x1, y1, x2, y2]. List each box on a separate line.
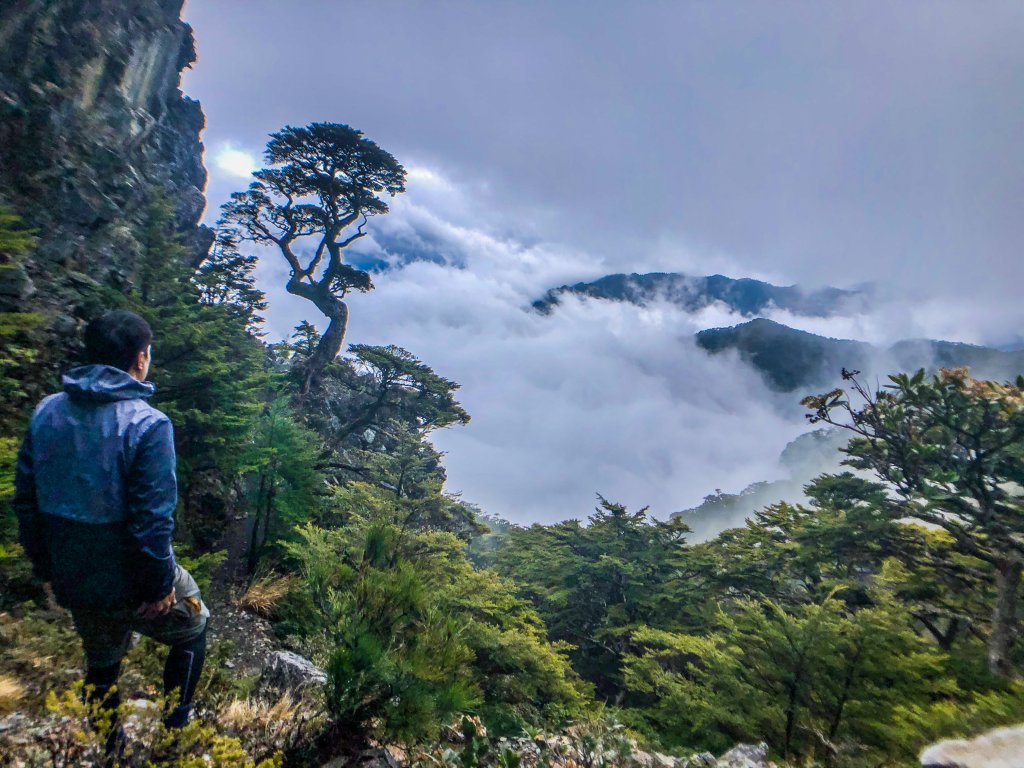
[13, 364, 178, 608]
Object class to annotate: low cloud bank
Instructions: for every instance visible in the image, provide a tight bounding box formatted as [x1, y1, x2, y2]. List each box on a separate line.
[253, 197, 808, 524]
[241, 168, 1020, 526]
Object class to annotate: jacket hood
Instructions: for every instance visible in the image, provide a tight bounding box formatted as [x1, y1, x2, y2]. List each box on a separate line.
[62, 364, 156, 403]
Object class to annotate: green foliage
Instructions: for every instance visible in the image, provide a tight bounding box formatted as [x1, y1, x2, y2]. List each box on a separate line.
[491, 406, 1024, 762]
[193, 231, 268, 334]
[433, 546, 591, 734]
[281, 486, 590, 742]
[897, 680, 1024, 747]
[804, 367, 1024, 676]
[493, 498, 692, 697]
[346, 344, 471, 434]
[175, 548, 229, 595]
[622, 593, 946, 765]
[689, 474, 903, 607]
[804, 368, 1024, 547]
[0, 435, 19, 543]
[276, 337, 482, 539]
[7, 156, 1024, 766]
[287, 521, 479, 743]
[242, 396, 324, 572]
[289, 321, 320, 357]
[0, 207, 44, 427]
[0, 311, 43, 424]
[132, 199, 268, 545]
[298, 342, 470, 461]
[0, 682, 283, 767]
[0, 207, 36, 256]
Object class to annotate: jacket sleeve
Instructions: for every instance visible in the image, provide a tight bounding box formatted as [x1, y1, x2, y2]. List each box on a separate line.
[126, 417, 178, 603]
[13, 427, 51, 581]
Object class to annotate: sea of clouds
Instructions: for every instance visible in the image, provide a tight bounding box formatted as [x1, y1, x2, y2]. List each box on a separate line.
[230, 164, 825, 525]
[207, 151, 1022, 527]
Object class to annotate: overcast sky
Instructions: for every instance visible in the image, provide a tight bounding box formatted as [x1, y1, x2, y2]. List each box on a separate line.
[181, 1, 1024, 524]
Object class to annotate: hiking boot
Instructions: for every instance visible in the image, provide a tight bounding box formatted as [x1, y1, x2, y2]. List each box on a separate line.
[102, 723, 127, 768]
[163, 703, 193, 729]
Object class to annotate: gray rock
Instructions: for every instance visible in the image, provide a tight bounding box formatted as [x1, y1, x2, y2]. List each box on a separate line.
[920, 723, 1024, 767]
[258, 650, 327, 698]
[362, 746, 404, 768]
[716, 743, 769, 768]
[680, 753, 716, 768]
[0, 0, 212, 287]
[0, 263, 35, 300]
[0, 713, 29, 733]
[634, 750, 677, 768]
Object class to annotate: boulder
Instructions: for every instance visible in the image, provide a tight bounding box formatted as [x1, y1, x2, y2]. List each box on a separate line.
[920, 724, 1024, 768]
[257, 650, 326, 699]
[633, 750, 677, 768]
[716, 743, 769, 768]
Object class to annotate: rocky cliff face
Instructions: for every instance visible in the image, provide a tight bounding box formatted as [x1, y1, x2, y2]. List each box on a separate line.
[0, 0, 210, 303]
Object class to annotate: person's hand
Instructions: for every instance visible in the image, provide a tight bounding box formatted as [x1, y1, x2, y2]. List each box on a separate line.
[137, 587, 176, 619]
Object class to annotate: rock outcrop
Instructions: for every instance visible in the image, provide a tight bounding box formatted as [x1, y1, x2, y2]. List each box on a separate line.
[920, 723, 1024, 768]
[713, 743, 769, 768]
[0, 0, 210, 276]
[258, 650, 328, 700]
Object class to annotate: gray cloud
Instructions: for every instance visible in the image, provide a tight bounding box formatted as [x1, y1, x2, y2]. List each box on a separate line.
[181, 1, 1024, 522]
[185, 0, 1024, 302]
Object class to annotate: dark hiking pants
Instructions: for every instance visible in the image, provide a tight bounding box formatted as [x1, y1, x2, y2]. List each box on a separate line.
[72, 565, 210, 728]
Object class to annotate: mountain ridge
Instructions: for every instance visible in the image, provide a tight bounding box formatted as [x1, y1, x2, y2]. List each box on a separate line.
[534, 271, 867, 318]
[697, 318, 1024, 392]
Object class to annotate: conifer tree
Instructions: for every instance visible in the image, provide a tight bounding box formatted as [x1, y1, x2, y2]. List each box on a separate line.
[134, 200, 267, 544]
[494, 498, 691, 697]
[219, 123, 406, 393]
[623, 593, 944, 762]
[193, 231, 267, 333]
[804, 368, 1024, 676]
[242, 395, 322, 573]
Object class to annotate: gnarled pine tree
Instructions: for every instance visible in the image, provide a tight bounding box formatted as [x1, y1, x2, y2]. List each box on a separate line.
[219, 123, 406, 393]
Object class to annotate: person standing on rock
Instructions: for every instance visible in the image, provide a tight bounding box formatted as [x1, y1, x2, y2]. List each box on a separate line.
[13, 310, 210, 735]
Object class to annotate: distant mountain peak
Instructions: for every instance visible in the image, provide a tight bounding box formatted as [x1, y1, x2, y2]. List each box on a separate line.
[697, 319, 1024, 392]
[534, 271, 865, 318]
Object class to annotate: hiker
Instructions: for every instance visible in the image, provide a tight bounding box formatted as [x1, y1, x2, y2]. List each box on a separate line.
[12, 310, 210, 733]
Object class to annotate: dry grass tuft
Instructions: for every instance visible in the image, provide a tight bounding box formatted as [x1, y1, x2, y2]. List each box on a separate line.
[219, 694, 299, 730]
[216, 694, 321, 757]
[0, 674, 24, 713]
[219, 697, 263, 730]
[238, 575, 297, 618]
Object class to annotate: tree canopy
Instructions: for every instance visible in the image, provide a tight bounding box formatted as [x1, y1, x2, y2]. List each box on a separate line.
[219, 123, 406, 392]
[804, 367, 1024, 676]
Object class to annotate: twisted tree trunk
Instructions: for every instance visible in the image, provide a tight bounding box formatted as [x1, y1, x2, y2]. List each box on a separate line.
[286, 273, 350, 394]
